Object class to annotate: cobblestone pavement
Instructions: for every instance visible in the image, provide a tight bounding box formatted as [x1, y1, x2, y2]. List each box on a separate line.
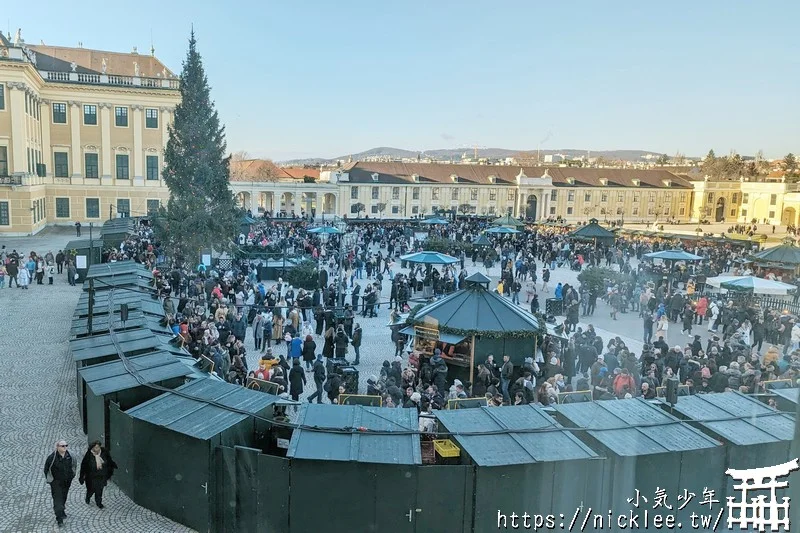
[0, 228, 192, 533]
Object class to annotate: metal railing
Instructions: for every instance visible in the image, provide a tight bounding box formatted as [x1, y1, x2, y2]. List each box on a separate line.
[39, 70, 179, 90]
[0, 175, 22, 185]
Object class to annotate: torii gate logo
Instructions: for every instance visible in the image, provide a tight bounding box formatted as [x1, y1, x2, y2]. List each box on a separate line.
[726, 458, 799, 532]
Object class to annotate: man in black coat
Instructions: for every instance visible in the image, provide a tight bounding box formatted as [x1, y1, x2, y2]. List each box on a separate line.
[44, 440, 77, 527]
[308, 354, 327, 403]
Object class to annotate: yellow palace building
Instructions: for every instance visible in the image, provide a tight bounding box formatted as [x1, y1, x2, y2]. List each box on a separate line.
[0, 30, 180, 235]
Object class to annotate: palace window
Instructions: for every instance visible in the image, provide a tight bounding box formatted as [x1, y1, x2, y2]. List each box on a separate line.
[567, 191, 574, 202]
[371, 187, 379, 200]
[84, 154, 99, 178]
[52, 103, 67, 124]
[117, 199, 131, 217]
[470, 189, 478, 201]
[115, 106, 128, 127]
[85, 198, 100, 218]
[54, 153, 69, 177]
[412, 188, 420, 200]
[350, 186, 358, 200]
[392, 187, 400, 200]
[146, 155, 159, 180]
[116, 154, 129, 179]
[550, 190, 557, 201]
[145, 108, 159, 128]
[55, 198, 70, 218]
[83, 105, 97, 125]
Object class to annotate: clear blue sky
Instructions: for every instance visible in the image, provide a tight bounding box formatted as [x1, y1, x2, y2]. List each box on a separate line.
[6, 1, 799, 161]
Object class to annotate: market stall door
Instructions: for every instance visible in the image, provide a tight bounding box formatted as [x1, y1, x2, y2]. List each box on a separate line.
[414, 466, 473, 533]
[374, 464, 417, 532]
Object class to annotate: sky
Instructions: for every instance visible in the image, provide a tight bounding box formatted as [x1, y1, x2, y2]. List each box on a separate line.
[6, 1, 799, 161]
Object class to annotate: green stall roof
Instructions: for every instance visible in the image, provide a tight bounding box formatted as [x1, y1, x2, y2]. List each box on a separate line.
[70, 328, 172, 362]
[772, 388, 799, 406]
[65, 239, 104, 252]
[126, 378, 284, 440]
[87, 261, 153, 279]
[288, 404, 422, 465]
[100, 218, 135, 234]
[79, 351, 192, 396]
[83, 274, 155, 292]
[74, 293, 164, 317]
[555, 399, 720, 457]
[71, 312, 171, 337]
[435, 405, 598, 466]
[664, 392, 795, 446]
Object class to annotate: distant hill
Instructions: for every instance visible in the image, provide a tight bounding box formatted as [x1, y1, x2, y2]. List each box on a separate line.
[279, 146, 670, 165]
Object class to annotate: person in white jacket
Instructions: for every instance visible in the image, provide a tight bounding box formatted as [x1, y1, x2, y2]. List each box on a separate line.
[17, 266, 30, 289]
[791, 322, 800, 352]
[707, 301, 720, 332]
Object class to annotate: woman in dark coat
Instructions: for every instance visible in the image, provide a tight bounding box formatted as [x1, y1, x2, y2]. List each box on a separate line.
[79, 441, 117, 508]
[334, 327, 349, 359]
[288, 359, 306, 401]
[322, 326, 335, 358]
[302, 335, 317, 370]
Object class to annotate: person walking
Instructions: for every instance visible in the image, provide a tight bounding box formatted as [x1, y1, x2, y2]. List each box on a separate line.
[44, 439, 77, 527]
[18, 263, 30, 289]
[288, 358, 306, 402]
[78, 440, 117, 509]
[500, 354, 514, 404]
[67, 261, 78, 287]
[351, 323, 363, 365]
[307, 354, 327, 403]
[75, 221, 82, 237]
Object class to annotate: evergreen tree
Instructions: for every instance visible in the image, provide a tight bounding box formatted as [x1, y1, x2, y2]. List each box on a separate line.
[156, 31, 238, 264]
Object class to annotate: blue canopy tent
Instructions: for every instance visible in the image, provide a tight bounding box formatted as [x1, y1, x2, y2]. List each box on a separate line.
[485, 226, 521, 235]
[399, 251, 459, 265]
[307, 226, 342, 235]
[643, 249, 704, 290]
[419, 217, 450, 225]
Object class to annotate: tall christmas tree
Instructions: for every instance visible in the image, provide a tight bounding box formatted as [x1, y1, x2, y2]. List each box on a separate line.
[157, 31, 238, 264]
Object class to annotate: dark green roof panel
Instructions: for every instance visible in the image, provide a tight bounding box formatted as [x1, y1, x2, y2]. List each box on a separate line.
[79, 351, 192, 396]
[288, 404, 421, 465]
[83, 275, 154, 292]
[71, 313, 171, 337]
[666, 392, 796, 446]
[70, 328, 170, 362]
[409, 282, 539, 333]
[87, 260, 153, 279]
[555, 399, 720, 456]
[126, 378, 283, 440]
[772, 388, 799, 405]
[435, 405, 598, 466]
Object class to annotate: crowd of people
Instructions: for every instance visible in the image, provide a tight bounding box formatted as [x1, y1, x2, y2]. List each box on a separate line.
[29, 215, 800, 414]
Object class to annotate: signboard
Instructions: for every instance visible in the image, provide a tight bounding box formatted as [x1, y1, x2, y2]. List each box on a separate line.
[201, 254, 211, 266]
[414, 325, 439, 342]
[338, 394, 382, 407]
[246, 376, 281, 395]
[76, 255, 87, 269]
